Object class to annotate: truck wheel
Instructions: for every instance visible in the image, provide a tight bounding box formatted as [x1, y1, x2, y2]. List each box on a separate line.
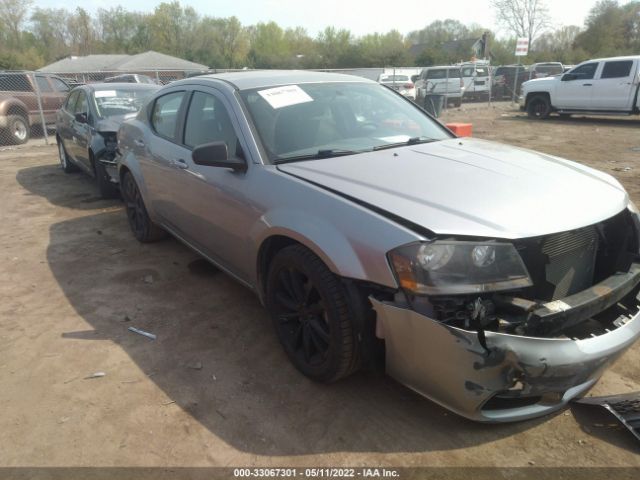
[7, 115, 30, 144]
[266, 244, 360, 383]
[527, 95, 551, 119]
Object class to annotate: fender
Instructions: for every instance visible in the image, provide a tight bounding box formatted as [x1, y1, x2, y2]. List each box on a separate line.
[0, 97, 30, 127]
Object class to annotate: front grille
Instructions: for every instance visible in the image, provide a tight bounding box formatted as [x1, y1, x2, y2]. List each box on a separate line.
[541, 226, 598, 299]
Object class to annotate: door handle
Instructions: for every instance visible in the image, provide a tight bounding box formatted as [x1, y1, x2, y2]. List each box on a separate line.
[133, 139, 145, 147]
[583, 83, 592, 86]
[171, 158, 189, 169]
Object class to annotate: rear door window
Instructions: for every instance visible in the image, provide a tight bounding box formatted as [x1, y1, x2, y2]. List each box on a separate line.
[150, 91, 186, 142]
[65, 91, 79, 112]
[0, 74, 32, 92]
[51, 77, 70, 92]
[600, 60, 633, 79]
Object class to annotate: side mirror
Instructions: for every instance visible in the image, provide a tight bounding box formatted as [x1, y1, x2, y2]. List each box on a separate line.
[75, 112, 88, 123]
[411, 75, 419, 83]
[562, 73, 577, 82]
[192, 141, 246, 172]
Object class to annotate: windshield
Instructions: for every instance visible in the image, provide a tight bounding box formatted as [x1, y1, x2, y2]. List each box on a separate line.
[92, 87, 157, 118]
[379, 75, 410, 83]
[240, 82, 451, 163]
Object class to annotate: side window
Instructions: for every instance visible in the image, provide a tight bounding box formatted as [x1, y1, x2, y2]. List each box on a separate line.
[601, 61, 633, 79]
[151, 91, 186, 141]
[184, 91, 239, 157]
[73, 91, 88, 114]
[35, 76, 53, 92]
[65, 91, 79, 112]
[461, 67, 474, 77]
[51, 77, 70, 92]
[570, 63, 598, 80]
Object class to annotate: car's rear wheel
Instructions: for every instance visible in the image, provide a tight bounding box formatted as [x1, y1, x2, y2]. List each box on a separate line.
[7, 115, 30, 145]
[94, 157, 118, 199]
[58, 141, 77, 173]
[527, 95, 551, 119]
[121, 172, 167, 242]
[266, 244, 359, 383]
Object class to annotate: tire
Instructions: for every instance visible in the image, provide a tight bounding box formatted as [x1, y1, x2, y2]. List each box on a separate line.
[527, 95, 551, 119]
[94, 156, 118, 199]
[58, 140, 77, 173]
[266, 244, 360, 383]
[121, 171, 167, 243]
[6, 114, 30, 145]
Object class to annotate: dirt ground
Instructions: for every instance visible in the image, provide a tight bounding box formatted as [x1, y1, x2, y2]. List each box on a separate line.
[1, 103, 639, 474]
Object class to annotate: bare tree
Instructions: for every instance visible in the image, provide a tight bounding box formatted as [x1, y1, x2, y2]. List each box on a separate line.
[492, 0, 550, 47]
[0, 0, 32, 46]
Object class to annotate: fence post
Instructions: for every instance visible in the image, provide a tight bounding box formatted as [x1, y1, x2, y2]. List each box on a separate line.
[31, 72, 49, 145]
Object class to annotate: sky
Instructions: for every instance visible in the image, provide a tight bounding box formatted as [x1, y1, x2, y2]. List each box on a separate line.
[35, 0, 631, 37]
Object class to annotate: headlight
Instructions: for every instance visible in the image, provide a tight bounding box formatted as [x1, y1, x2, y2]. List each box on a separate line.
[388, 241, 532, 295]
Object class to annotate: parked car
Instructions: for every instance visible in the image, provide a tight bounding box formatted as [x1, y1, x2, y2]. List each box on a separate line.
[520, 56, 640, 119]
[460, 61, 491, 99]
[104, 74, 159, 85]
[528, 62, 564, 80]
[414, 66, 463, 107]
[56, 83, 159, 197]
[0, 72, 69, 145]
[492, 65, 528, 99]
[117, 70, 640, 422]
[377, 73, 415, 100]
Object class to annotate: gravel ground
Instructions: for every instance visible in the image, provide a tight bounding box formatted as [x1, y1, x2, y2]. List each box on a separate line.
[0, 103, 639, 476]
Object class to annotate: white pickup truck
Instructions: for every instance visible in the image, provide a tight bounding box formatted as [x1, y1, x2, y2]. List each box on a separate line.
[520, 55, 640, 119]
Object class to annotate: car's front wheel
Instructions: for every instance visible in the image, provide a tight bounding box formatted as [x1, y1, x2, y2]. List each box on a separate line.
[94, 157, 118, 199]
[266, 244, 360, 383]
[527, 95, 551, 119]
[121, 172, 167, 242]
[58, 141, 77, 173]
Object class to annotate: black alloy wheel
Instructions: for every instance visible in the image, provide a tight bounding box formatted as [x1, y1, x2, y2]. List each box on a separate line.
[266, 244, 359, 383]
[121, 172, 166, 243]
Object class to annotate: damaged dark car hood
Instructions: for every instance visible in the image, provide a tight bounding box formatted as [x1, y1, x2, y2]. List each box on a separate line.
[277, 138, 628, 239]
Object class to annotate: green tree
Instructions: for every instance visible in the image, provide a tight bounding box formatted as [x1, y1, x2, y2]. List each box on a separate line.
[248, 22, 291, 68]
[0, 0, 32, 47]
[30, 8, 70, 62]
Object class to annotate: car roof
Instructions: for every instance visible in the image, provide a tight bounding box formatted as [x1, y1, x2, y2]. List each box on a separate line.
[584, 55, 640, 63]
[87, 83, 160, 91]
[173, 70, 375, 90]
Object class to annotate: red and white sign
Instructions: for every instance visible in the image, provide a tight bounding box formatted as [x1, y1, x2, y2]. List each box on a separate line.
[515, 37, 529, 56]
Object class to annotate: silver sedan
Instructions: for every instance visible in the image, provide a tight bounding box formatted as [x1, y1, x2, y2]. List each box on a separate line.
[116, 71, 640, 422]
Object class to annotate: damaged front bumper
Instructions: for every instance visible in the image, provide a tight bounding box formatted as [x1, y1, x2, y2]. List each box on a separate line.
[371, 280, 640, 422]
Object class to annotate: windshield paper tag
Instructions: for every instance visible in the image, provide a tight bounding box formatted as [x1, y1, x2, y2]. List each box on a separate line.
[95, 90, 117, 98]
[258, 85, 313, 109]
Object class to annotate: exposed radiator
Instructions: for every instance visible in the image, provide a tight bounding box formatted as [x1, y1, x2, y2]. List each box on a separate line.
[541, 226, 599, 300]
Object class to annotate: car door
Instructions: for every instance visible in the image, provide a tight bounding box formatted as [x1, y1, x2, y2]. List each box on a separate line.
[555, 62, 600, 109]
[69, 90, 91, 171]
[141, 90, 190, 222]
[591, 59, 637, 110]
[58, 90, 78, 155]
[160, 88, 256, 281]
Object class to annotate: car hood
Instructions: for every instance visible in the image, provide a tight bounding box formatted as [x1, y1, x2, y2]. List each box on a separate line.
[523, 77, 557, 89]
[95, 113, 137, 132]
[277, 138, 628, 239]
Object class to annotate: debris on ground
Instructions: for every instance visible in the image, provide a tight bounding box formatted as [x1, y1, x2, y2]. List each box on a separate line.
[162, 400, 176, 406]
[187, 361, 203, 370]
[143, 275, 154, 284]
[573, 392, 640, 442]
[613, 166, 632, 172]
[128, 327, 156, 340]
[84, 372, 106, 379]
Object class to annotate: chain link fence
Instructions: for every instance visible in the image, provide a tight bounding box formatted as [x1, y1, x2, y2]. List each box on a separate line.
[1, 64, 534, 147]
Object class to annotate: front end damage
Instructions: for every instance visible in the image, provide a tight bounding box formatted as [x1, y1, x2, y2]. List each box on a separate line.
[374, 208, 640, 422]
